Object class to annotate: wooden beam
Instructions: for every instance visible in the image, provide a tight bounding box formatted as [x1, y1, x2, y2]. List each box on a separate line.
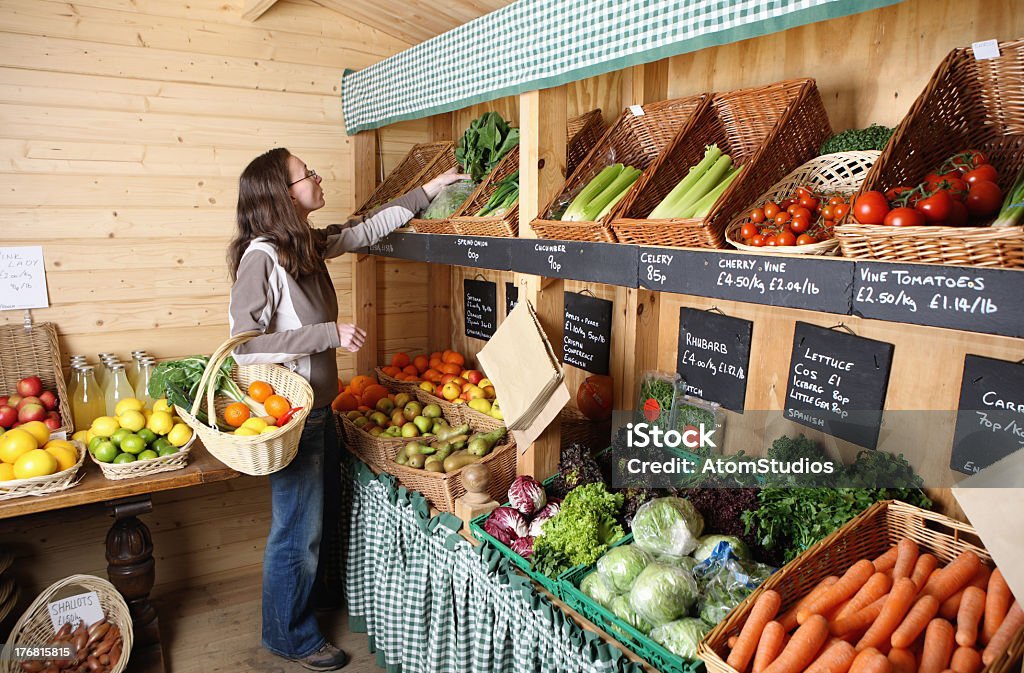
[428, 112, 455, 352]
[241, 0, 279, 22]
[349, 131, 379, 375]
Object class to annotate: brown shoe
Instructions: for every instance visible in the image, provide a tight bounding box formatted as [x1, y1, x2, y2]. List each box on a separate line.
[292, 642, 349, 671]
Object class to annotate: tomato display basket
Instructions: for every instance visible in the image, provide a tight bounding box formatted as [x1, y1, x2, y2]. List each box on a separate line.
[724, 151, 880, 255]
[611, 78, 832, 249]
[0, 321, 75, 436]
[1, 574, 133, 673]
[89, 432, 196, 481]
[836, 38, 1024, 268]
[176, 331, 312, 476]
[698, 500, 1018, 673]
[352, 141, 454, 217]
[0, 440, 86, 502]
[530, 95, 710, 243]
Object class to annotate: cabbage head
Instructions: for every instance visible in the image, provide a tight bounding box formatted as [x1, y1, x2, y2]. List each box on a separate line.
[628, 562, 698, 626]
[596, 545, 651, 592]
[580, 570, 618, 609]
[631, 497, 704, 558]
[693, 535, 751, 563]
[650, 618, 709, 659]
[611, 594, 653, 635]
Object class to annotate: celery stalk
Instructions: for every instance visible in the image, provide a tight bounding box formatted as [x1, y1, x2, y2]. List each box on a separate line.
[594, 178, 636, 220]
[561, 164, 623, 221]
[689, 166, 742, 218]
[581, 167, 641, 221]
[671, 154, 733, 218]
[649, 145, 723, 219]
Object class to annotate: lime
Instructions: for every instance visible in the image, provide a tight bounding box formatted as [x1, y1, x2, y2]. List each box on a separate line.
[113, 452, 136, 464]
[88, 436, 105, 453]
[138, 449, 159, 461]
[93, 441, 118, 463]
[121, 435, 146, 455]
[137, 428, 158, 445]
[153, 438, 174, 453]
[110, 428, 133, 448]
[157, 444, 179, 457]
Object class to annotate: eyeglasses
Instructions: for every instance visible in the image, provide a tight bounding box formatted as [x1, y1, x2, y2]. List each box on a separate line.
[287, 168, 319, 187]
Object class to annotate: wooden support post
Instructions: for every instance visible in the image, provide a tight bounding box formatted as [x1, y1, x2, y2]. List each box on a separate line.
[349, 131, 379, 374]
[429, 112, 454, 352]
[516, 87, 567, 481]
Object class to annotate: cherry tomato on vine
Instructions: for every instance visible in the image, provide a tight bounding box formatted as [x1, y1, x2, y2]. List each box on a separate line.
[765, 238, 778, 247]
[963, 164, 998, 186]
[740, 222, 759, 239]
[796, 233, 818, 246]
[821, 205, 834, 220]
[796, 186, 813, 199]
[965, 180, 1003, 219]
[799, 196, 820, 211]
[885, 186, 915, 203]
[763, 202, 781, 219]
[828, 196, 845, 207]
[854, 191, 891, 225]
[915, 189, 953, 224]
[750, 207, 766, 223]
[884, 207, 926, 227]
[925, 171, 961, 187]
[774, 212, 791, 225]
[833, 203, 850, 220]
[944, 177, 969, 201]
[775, 231, 797, 247]
[790, 206, 811, 221]
[750, 234, 766, 247]
[789, 216, 810, 234]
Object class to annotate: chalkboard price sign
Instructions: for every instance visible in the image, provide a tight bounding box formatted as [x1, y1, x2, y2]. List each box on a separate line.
[676, 308, 753, 412]
[950, 355, 1024, 474]
[464, 279, 497, 341]
[429, 235, 510, 270]
[505, 282, 519, 316]
[365, 232, 429, 261]
[563, 292, 612, 375]
[785, 322, 894, 449]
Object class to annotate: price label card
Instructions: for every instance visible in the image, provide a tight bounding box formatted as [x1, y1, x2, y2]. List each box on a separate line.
[676, 308, 753, 412]
[784, 322, 894, 449]
[639, 248, 853, 314]
[48, 592, 104, 630]
[0, 246, 49, 311]
[510, 239, 638, 287]
[505, 282, 519, 316]
[853, 262, 1024, 338]
[951, 355, 1024, 474]
[563, 291, 612, 375]
[429, 235, 510, 270]
[364, 232, 429, 261]
[464, 279, 497, 341]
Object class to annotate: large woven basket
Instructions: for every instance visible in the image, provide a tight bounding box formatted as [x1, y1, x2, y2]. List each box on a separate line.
[406, 143, 461, 234]
[413, 387, 463, 424]
[352, 141, 454, 217]
[611, 78, 832, 248]
[338, 411, 424, 470]
[1, 574, 133, 673]
[699, 500, 1018, 673]
[724, 151, 880, 255]
[558, 405, 611, 452]
[89, 432, 196, 481]
[836, 38, 1024, 268]
[0, 322, 74, 435]
[374, 366, 423, 396]
[176, 332, 312, 476]
[566, 108, 607, 177]
[530, 95, 711, 242]
[0, 440, 86, 501]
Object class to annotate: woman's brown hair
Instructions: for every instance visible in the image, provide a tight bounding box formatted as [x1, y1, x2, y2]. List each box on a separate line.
[228, 148, 323, 280]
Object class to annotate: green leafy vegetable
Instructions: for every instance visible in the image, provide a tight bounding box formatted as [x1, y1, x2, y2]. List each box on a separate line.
[475, 170, 519, 216]
[819, 125, 894, 154]
[531, 482, 624, 578]
[148, 355, 264, 429]
[455, 112, 520, 182]
[420, 180, 478, 219]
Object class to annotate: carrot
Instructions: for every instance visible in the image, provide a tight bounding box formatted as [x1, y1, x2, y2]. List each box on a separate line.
[982, 600, 1024, 666]
[729, 635, 739, 649]
[911, 554, 939, 591]
[849, 648, 892, 673]
[831, 596, 888, 637]
[858, 578, 918, 651]
[763, 614, 831, 673]
[982, 568, 1013, 645]
[954, 586, 986, 647]
[891, 595, 940, 649]
[887, 648, 916, 673]
[837, 573, 894, 621]
[892, 539, 919, 582]
[950, 646, 983, 673]
[919, 619, 955, 673]
[806, 640, 858, 673]
[873, 546, 900, 574]
[753, 621, 787, 673]
[801, 560, 877, 625]
[729, 590, 783, 673]
[923, 551, 983, 603]
[780, 578, 839, 632]
[939, 566, 991, 620]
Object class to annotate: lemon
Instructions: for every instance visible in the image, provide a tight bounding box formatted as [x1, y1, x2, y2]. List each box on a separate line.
[0, 463, 14, 481]
[45, 445, 78, 472]
[72, 430, 89, 444]
[20, 421, 51, 446]
[86, 430, 95, 443]
[43, 438, 75, 451]
[260, 425, 279, 434]
[0, 429, 38, 464]
[146, 411, 173, 436]
[153, 398, 173, 414]
[90, 416, 120, 438]
[13, 449, 58, 479]
[241, 417, 267, 432]
[118, 409, 146, 432]
[143, 409, 153, 421]
[167, 423, 193, 448]
[233, 427, 259, 436]
[115, 398, 144, 416]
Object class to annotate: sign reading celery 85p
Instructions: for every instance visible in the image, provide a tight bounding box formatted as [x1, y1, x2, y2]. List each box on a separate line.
[676, 308, 752, 412]
[463, 279, 497, 340]
[562, 291, 612, 375]
[785, 322, 894, 449]
[950, 355, 1024, 474]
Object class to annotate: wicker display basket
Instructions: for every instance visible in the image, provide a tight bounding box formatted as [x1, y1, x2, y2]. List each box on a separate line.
[530, 95, 711, 243]
[352, 141, 454, 217]
[0, 440, 86, 501]
[413, 387, 463, 423]
[699, 500, 1018, 673]
[0, 583, 19, 625]
[448, 147, 521, 237]
[558, 405, 611, 451]
[88, 432, 196, 481]
[1, 574, 133, 673]
[176, 331, 313, 476]
[374, 367, 423, 396]
[459, 403, 504, 433]
[338, 411, 425, 470]
[724, 151, 880, 255]
[0, 322, 74, 435]
[406, 143, 461, 235]
[836, 38, 1024, 268]
[566, 108, 607, 178]
[611, 78, 832, 248]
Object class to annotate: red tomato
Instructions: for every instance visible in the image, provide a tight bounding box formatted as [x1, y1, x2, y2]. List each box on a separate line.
[965, 180, 1003, 219]
[925, 170, 961, 187]
[884, 207, 927, 227]
[789, 216, 810, 234]
[750, 234, 766, 247]
[780, 197, 796, 210]
[833, 203, 850, 220]
[765, 238, 778, 247]
[763, 202, 781, 219]
[820, 205, 834, 220]
[915, 189, 953, 224]
[750, 208, 766, 223]
[945, 177, 969, 201]
[796, 233, 818, 245]
[885, 186, 915, 203]
[776, 231, 797, 246]
[947, 200, 969, 227]
[774, 212, 791, 225]
[790, 206, 811, 220]
[796, 186, 813, 199]
[800, 196, 820, 211]
[854, 191, 891, 224]
[828, 196, 845, 207]
[963, 164, 998, 186]
[740, 222, 758, 239]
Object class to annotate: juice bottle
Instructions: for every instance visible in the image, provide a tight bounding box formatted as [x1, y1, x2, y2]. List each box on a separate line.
[128, 350, 149, 391]
[94, 353, 115, 389]
[72, 365, 105, 430]
[104, 363, 133, 416]
[134, 358, 157, 407]
[67, 365, 82, 403]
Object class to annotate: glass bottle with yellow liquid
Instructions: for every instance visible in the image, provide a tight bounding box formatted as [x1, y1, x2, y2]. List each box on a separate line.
[72, 365, 106, 430]
[94, 353, 115, 389]
[104, 363, 134, 416]
[134, 358, 157, 408]
[128, 350, 148, 391]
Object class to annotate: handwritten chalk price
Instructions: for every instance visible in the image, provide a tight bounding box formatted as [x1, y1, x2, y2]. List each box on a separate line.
[0, 246, 50, 311]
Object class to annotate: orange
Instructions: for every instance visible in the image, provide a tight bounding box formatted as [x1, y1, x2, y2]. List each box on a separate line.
[402, 365, 419, 377]
[413, 355, 429, 374]
[381, 366, 401, 378]
[348, 375, 374, 396]
[390, 352, 411, 369]
[423, 368, 443, 383]
[430, 351, 443, 361]
[360, 385, 389, 409]
[224, 402, 251, 428]
[429, 357, 443, 370]
[442, 351, 465, 367]
[440, 363, 461, 376]
[247, 380, 274, 404]
[264, 395, 290, 420]
[332, 392, 359, 413]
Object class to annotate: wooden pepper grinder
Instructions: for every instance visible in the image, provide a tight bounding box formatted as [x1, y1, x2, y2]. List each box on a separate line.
[454, 463, 499, 526]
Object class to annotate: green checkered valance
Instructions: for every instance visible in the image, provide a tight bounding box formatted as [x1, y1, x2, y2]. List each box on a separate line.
[341, 0, 901, 134]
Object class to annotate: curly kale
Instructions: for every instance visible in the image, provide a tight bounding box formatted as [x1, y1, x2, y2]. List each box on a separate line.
[820, 124, 894, 154]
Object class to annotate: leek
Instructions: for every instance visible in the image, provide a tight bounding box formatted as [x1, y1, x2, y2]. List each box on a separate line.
[649, 145, 723, 219]
[561, 164, 623, 221]
[993, 165, 1024, 227]
[580, 166, 641, 221]
[689, 166, 742, 218]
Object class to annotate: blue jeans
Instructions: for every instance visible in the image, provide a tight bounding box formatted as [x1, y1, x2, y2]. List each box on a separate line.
[261, 407, 340, 659]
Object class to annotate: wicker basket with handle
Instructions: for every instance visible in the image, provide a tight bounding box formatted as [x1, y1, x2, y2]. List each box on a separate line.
[611, 78, 832, 248]
[1, 574, 134, 673]
[530, 94, 711, 243]
[89, 432, 196, 480]
[835, 38, 1024, 268]
[0, 440, 86, 501]
[175, 331, 313, 476]
[352, 141, 454, 217]
[0, 322, 75, 435]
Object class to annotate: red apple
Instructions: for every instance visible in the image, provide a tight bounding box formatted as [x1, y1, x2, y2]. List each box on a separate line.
[44, 416, 62, 431]
[0, 396, 8, 406]
[7, 394, 21, 408]
[18, 403, 46, 423]
[46, 410, 61, 421]
[38, 390, 58, 411]
[17, 396, 41, 411]
[17, 375, 43, 398]
[0, 405, 16, 428]
[464, 370, 484, 385]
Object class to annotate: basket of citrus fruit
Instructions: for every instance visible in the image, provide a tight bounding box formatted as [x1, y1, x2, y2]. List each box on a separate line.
[0, 420, 86, 500]
[82, 397, 196, 480]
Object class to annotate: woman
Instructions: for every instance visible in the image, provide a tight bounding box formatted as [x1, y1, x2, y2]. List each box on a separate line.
[227, 148, 466, 671]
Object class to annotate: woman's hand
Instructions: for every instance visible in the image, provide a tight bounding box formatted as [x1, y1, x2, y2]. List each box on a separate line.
[337, 323, 367, 353]
[422, 167, 471, 199]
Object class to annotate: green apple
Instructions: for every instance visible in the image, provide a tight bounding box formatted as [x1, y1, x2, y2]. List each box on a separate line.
[375, 398, 395, 414]
[402, 401, 423, 422]
[394, 393, 412, 408]
[400, 423, 420, 438]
